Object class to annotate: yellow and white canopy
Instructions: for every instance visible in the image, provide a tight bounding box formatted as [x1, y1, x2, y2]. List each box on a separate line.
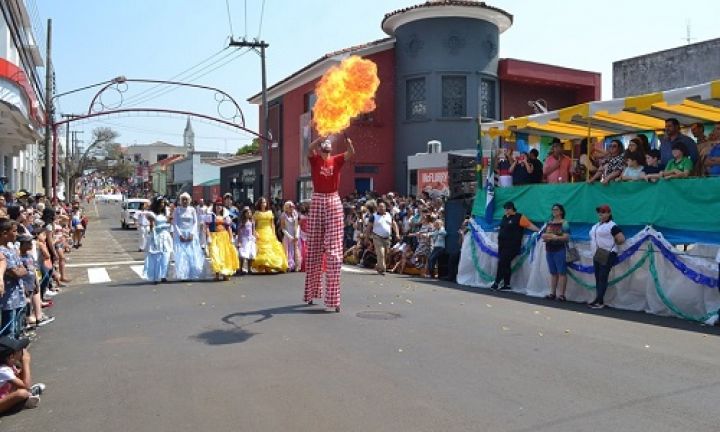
[482, 80, 720, 140]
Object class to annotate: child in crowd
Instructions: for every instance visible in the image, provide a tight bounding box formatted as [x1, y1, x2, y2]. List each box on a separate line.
[18, 234, 53, 329]
[0, 336, 44, 413]
[236, 207, 256, 276]
[0, 220, 27, 338]
[643, 149, 662, 181]
[621, 153, 646, 181]
[661, 142, 693, 179]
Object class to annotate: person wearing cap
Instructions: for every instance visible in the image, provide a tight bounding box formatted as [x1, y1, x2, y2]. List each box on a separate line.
[660, 142, 693, 179]
[588, 204, 625, 309]
[491, 201, 540, 291]
[0, 336, 44, 412]
[303, 133, 354, 312]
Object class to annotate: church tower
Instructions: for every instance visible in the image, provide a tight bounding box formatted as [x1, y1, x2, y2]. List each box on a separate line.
[183, 117, 195, 152]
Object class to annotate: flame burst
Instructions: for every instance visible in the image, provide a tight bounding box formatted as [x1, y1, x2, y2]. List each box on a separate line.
[313, 55, 380, 136]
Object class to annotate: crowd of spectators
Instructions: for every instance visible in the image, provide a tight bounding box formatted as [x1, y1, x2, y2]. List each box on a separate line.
[0, 191, 88, 412]
[495, 119, 720, 186]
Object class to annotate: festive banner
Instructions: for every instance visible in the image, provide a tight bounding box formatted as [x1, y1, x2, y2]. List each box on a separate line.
[472, 177, 720, 244]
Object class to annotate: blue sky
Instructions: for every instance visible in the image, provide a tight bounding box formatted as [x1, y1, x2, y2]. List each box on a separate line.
[37, 0, 718, 153]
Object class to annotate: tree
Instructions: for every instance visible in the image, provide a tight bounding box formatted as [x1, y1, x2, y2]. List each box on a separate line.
[236, 138, 260, 155]
[64, 127, 119, 196]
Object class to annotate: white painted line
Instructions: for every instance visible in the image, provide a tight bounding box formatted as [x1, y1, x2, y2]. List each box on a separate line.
[68, 260, 144, 268]
[87, 267, 112, 284]
[130, 265, 144, 278]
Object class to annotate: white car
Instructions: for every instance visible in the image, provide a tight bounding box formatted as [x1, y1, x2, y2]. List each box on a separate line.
[120, 198, 150, 229]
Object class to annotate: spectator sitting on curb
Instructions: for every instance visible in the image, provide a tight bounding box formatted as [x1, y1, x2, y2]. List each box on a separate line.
[0, 336, 44, 413]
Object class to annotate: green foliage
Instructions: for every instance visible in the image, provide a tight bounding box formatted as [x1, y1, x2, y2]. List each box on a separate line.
[236, 138, 260, 155]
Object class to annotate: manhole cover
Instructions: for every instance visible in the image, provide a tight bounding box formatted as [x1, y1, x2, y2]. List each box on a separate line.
[356, 311, 401, 320]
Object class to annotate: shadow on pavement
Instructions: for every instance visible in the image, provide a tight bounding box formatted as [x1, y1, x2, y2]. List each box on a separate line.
[191, 304, 325, 346]
[404, 276, 720, 336]
[192, 327, 256, 345]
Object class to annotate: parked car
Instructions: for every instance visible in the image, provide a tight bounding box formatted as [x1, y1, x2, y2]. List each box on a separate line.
[120, 198, 150, 229]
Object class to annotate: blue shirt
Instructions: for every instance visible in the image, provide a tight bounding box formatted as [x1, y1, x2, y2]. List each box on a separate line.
[0, 246, 25, 311]
[709, 144, 720, 176]
[659, 133, 698, 168]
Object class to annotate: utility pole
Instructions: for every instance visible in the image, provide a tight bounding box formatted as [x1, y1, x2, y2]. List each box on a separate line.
[228, 38, 270, 197]
[61, 114, 79, 198]
[43, 19, 52, 197]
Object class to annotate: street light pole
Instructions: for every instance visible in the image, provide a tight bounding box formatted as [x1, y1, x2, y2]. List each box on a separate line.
[228, 38, 270, 197]
[43, 18, 52, 197]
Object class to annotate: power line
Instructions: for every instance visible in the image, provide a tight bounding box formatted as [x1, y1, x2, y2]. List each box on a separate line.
[225, 0, 235, 37]
[244, 0, 248, 38]
[257, 0, 266, 39]
[85, 118, 256, 140]
[124, 48, 251, 108]
[122, 47, 229, 105]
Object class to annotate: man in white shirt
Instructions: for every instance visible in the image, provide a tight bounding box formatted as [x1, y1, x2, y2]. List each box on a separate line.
[370, 202, 398, 275]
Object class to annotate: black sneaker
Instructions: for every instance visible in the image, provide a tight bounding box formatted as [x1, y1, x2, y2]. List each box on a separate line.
[498, 284, 512, 291]
[490, 283, 499, 290]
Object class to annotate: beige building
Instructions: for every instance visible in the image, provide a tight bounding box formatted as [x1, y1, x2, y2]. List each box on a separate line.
[125, 141, 187, 165]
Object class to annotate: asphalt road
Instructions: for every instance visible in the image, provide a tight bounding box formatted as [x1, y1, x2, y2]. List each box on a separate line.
[2, 202, 719, 432]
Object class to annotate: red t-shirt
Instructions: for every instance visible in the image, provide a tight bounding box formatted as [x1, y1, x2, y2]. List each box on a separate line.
[309, 153, 345, 193]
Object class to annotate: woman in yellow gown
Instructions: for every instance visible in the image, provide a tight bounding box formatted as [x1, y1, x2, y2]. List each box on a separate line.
[205, 200, 240, 280]
[251, 197, 288, 273]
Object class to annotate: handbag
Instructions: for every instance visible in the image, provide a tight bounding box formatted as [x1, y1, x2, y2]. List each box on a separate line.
[565, 243, 580, 263]
[593, 248, 611, 265]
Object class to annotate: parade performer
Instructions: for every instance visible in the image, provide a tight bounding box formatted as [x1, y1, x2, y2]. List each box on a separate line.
[297, 203, 309, 272]
[251, 197, 288, 273]
[236, 207, 256, 275]
[172, 193, 205, 280]
[303, 134, 354, 312]
[143, 197, 173, 284]
[205, 200, 239, 281]
[280, 201, 300, 272]
[195, 199, 209, 254]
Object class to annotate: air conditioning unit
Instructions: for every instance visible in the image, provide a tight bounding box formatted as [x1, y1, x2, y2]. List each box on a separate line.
[427, 140, 442, 154]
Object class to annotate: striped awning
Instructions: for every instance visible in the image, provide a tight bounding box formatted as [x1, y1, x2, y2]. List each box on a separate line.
[482, 80, 720, 139]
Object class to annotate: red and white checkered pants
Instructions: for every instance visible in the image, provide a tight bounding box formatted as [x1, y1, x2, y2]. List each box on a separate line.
[303, 192, 344, 307]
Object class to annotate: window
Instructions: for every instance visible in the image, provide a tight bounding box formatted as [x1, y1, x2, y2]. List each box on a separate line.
[442, 76, 467, 117]
[479, 79, 496, 120]
[406, 78, 427, 120]
[304, 92, 317, 113]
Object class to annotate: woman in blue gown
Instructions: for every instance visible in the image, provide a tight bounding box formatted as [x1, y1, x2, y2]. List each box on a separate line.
[172, 192, 205, 280]
[143, 197, 173, 284]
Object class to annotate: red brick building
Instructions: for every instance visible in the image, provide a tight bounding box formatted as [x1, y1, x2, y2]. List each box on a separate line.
[248, 3, 600, 202]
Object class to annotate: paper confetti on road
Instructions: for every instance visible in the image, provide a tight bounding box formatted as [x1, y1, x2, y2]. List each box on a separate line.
[405, 299, 413, 304]
[502, 326, 510, 331]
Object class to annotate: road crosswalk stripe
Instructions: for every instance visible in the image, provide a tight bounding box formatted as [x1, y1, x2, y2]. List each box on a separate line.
[130, 265, 144, 278]
[87, 267, 112, 284]
[77, 264, 374, 285]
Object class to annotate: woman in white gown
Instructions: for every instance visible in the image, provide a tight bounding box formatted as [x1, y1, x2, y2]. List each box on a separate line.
[172, 192, 205, 280]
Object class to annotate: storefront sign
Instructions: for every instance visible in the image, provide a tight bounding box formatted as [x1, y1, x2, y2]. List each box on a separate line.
[418, 168, 449, 198]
